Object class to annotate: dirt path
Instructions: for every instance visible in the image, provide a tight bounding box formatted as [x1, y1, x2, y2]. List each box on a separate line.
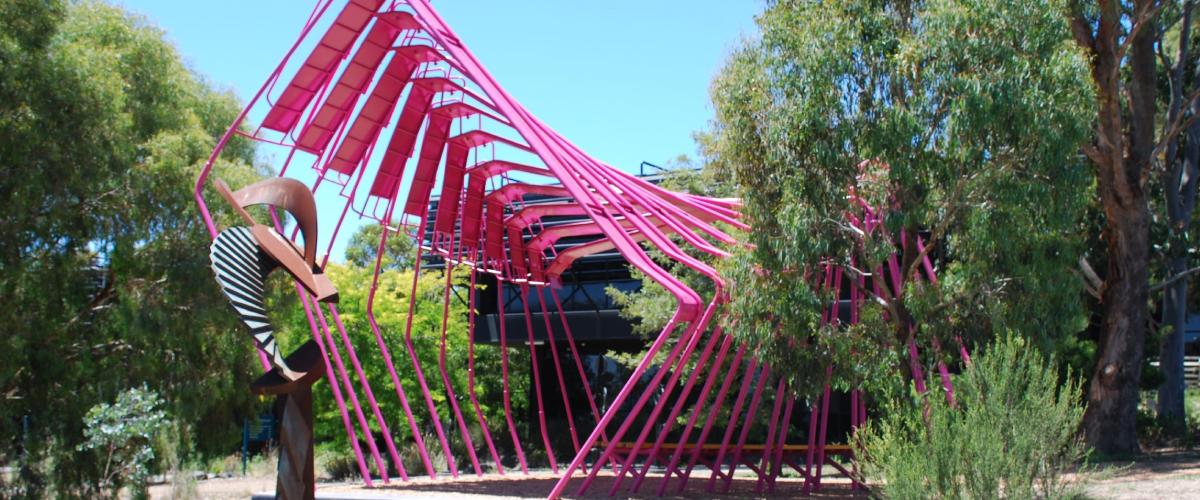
[1086, 449, 1200, 499]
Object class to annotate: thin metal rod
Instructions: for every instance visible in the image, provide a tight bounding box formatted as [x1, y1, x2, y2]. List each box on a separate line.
[517, 286, 559, 473]
[495, 281, 531, 474]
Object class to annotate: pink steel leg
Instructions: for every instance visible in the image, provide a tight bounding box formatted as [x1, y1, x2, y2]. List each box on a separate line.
[721, 366, 773, 493]
[814, 368, 834, 491]
[769, 397, 796, 493]
[365, 210, 437, 479]
[703, 356, 761, 492]
[629, 325, 728, 493]
[611, 321, 717, 494]
[327, 304, 408, 480]
[908, 339, 928, 394]
[674, 344, 747, 494]
[590, 298, 721, 495]
[295, 283, 373, 486]
[435, 259, 484, 476]
[464, 259, 505, 473]
[566, 315, 686, 496]
[755, 379, 787, 493]
[850, 390, 858, 491]
[535, 286, 582, 455]
[653, 333, 736, 495]
[309, 295, 390, 482]
[494, 283, 531, 474]
[517, 287, 559, 473]
[399, 221, 459, 476]
[802, 397, 821, 494]
[547, 286, 620, 474]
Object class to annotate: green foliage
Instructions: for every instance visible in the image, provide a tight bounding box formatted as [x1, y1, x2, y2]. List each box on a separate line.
[77, 387, 168, 499]
[273, 245, 528, 472]
[0, 1, 265, 495]
[855, 335, 1089, 499]
[343, 224, 414, 270]
[710, 0, 1095, 397]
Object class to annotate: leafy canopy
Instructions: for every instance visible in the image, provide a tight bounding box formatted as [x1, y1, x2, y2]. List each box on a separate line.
[0, 0, 265, 494]
[711, 0, 1095, 395]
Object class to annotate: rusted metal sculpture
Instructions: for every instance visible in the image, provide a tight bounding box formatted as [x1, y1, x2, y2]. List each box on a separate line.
[210, 177, 335, 499]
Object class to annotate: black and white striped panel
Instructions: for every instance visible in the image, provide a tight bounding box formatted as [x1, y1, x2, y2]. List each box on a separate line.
[210, 226, 290, 371]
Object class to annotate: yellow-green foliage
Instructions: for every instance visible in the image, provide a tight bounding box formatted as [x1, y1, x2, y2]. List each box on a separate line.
[855, 335, 1088, 499]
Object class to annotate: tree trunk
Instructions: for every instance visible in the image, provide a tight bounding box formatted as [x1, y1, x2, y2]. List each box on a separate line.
[1157, 2, 1199, 421]
[1158, 256, 1188, 422]
[1084, 204, 1151, 455]
[1078, 0, 1156, 456]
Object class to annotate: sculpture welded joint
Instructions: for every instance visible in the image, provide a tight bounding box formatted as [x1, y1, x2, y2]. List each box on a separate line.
[196, 0, 959, 497]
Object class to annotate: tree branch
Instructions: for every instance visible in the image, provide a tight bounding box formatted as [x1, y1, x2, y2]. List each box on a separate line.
[903, 172, 974, 284]
[1154, 88, 1200, 163]
[1117, 0, 1165, 62]
[1150, 264, 1200, 292]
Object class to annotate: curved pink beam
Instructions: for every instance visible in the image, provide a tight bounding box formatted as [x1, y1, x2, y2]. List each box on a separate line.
[610, 168, 747, 229]
[543, 233, 644, 280]
[434, 100, 509, 125]
[449, 129, 532, 153]
[412, 12, 753, 498]
[378, 8, 740, 500]
[538, 131, 727, 284]
[522, 215, 730, 260]
[406, 0, 705, 324]
[502, 198, 732, 257]
[590, 171, 744, 244]
[485, 182, 572, 206]
[459, 160, 553, 249]
[466, 159, 550, 178]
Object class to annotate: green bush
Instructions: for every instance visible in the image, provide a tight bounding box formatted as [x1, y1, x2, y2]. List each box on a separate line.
[77, 387, 168, 499]
[854, 335, 1089, 499]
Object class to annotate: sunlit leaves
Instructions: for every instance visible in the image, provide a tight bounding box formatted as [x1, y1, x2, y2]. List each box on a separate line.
[714, 0, 1095, 396]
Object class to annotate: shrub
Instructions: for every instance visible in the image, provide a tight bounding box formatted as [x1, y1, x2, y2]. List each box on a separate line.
[77, 386, 168, 499]
[854, 335, 1088, 499]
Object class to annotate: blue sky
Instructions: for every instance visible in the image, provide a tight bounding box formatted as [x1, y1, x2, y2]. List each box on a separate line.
[115, 0, 761, 258]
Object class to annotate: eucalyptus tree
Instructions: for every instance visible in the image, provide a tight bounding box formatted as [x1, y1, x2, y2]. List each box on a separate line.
[709, 0, 1095, 400]
[0, 0, 265, 493]
[1067, 0, 1200, 453]
[1145, 0, 1200, 427]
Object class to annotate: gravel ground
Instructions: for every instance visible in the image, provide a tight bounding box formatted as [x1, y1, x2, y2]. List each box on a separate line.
[151, 451, 1200, 499]
[152, 468, 863, 499]
[1085, 449, 1200, 499]
[315, 470, 861, 499]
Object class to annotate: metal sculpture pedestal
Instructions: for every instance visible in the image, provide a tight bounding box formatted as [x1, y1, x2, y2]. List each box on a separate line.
[251, 340, 324, 500]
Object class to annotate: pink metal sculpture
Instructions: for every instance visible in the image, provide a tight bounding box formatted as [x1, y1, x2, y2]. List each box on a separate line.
[195, 1, 957, 497]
